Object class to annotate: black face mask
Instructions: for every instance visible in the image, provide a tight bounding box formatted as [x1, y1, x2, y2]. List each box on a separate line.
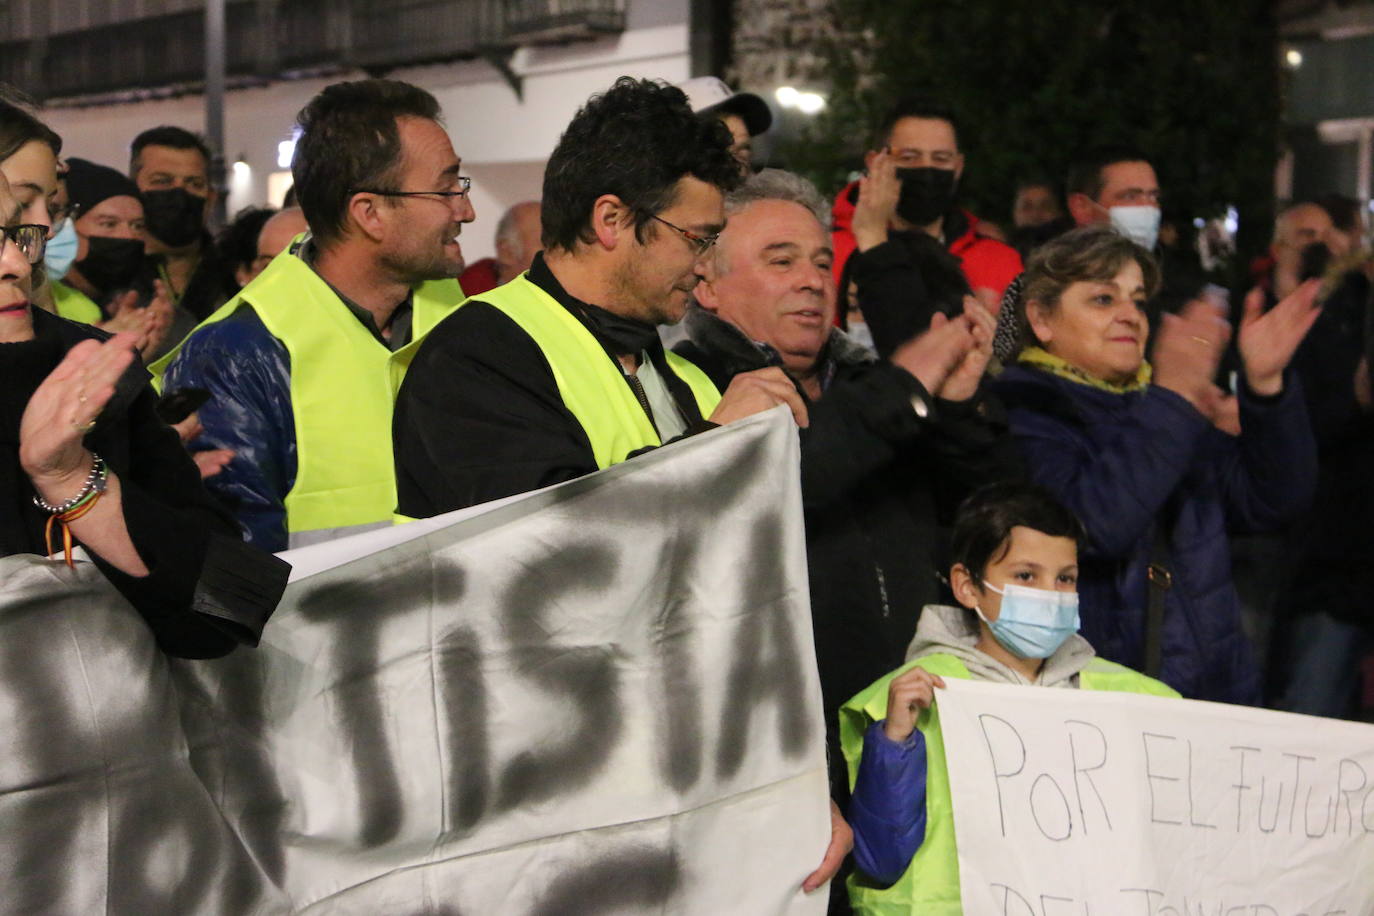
[141, 187, 206, 247]
[74, 236, 145, 294]
[894, 167, 958, 227]
[1298, 240, 1332, 282]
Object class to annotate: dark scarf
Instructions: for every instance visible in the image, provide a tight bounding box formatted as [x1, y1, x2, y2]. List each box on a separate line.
[570, 300, 661, 357]
[525, 253, 710, 432]
[527, 252, 660, 357]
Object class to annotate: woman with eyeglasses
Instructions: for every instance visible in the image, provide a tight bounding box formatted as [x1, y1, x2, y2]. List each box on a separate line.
[1, 99, 175, 353]
[991, 225, 1319, 704]
[0, 168, 287, 657]
[0, 95, 85, 322]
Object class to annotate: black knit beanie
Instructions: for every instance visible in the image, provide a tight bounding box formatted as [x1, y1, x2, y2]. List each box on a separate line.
[65, 157, 141, 218]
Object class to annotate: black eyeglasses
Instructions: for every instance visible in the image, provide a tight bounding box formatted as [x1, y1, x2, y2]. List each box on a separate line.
[649, 214, 719, 255]
[352, 176, 472, 201]
[1, 224, 47, 266]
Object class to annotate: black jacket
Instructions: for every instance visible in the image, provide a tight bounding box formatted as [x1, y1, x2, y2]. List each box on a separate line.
[1, 309, 289, 658]
[673, 306, 1022, 722]
[393, 255, 713, 516]
[1269, 268, 1374, 627]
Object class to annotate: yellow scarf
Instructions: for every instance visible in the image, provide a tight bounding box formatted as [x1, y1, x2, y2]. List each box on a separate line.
[1017, 346, 1152, 393]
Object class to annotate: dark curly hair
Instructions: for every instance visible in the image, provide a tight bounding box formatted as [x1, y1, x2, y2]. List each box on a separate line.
[292, 79, 442, 248]
[541, 76, 742, 253]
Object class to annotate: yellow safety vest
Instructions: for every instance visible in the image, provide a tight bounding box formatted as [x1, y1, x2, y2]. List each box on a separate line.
[151, 248, 462, 545]
[838, 652, 1179, 915]
[474, 274, 721, 468]
[51, 282, 103, 325]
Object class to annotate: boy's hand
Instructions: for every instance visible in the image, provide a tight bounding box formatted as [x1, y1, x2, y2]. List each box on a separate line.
[883, 666, 945, 743]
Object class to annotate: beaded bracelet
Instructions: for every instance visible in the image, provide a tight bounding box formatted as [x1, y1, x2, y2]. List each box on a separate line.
[33, 452, 108, 515]
[34, 453, 109, 569]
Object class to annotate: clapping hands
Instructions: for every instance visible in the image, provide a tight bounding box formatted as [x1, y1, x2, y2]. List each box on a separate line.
[889, 297, 995, 402]
[1237, 280, 1321, 396]
[100, 279, 174, 359]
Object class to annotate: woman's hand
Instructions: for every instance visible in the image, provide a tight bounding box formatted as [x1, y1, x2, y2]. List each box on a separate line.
[883, 666, 946, 743]
[170, 409, 202, 443]
[1197, 384, 1241, 436]
[1151, 299, 1230, 411]
[19, 331, 140, 499]
[853, 151, 900, 253]
[192, 448, 235, 479]
[1238, 280, 1321, 396]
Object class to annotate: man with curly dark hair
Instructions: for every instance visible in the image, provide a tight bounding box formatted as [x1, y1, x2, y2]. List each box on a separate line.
[393, 77, 808, 514]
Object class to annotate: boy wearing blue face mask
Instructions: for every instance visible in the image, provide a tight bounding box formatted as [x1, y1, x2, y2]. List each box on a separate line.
[838, 481, 1178, 914]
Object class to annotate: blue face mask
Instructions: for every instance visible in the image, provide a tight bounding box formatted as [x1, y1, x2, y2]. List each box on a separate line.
[44, 217, 79, 281]
[976, 581, 1080, 660]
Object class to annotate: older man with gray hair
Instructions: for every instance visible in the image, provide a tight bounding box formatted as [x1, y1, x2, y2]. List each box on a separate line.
[457, 200, 542, 295]
[674, 168, 1020, 851]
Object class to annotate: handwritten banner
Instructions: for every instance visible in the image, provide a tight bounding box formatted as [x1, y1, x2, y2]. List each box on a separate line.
[937, 678, 1374, 916]
[0, 409, 830, 914]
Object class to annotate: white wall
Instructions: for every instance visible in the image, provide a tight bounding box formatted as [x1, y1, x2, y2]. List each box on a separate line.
[39, 10, 691, 263]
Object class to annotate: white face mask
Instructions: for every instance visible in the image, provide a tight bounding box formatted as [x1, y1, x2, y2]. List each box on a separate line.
[1109, 205, 1161, 251]
[845, 320, 875, 351]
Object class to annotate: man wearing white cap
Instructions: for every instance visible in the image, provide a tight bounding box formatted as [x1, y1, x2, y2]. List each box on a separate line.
[676, 76, 772, 173]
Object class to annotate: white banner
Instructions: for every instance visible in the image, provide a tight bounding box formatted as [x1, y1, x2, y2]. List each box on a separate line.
[0, 409, 830, 914]
[937, 679, 1374, 916]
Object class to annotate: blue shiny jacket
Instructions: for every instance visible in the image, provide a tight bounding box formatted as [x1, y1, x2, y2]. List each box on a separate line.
[991, 366, 1316, 704]
[162, 309, 295, 553]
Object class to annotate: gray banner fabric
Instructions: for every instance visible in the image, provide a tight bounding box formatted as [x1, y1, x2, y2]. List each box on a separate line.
[0, 410, 829, 914]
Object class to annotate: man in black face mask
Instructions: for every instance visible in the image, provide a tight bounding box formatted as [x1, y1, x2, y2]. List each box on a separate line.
[54, 157, 173, 357]
[129, 126, 227, 327]
[831, 97, 1022, 354]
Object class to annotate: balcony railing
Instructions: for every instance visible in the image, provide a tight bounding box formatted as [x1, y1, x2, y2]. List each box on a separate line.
[0, 0, 627, 103]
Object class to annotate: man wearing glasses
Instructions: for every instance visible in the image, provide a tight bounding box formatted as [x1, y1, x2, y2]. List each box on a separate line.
[154, 79, 472, 552]
[392, 77, 807, 516]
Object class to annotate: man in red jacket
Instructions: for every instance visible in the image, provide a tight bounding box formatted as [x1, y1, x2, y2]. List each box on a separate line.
[832, 97, 1021, 310]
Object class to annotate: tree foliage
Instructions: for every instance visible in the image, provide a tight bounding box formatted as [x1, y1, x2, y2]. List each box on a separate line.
[783, 0, 1281, 264]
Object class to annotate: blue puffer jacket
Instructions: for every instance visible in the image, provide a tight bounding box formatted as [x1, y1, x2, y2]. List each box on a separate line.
[992, 365, 1317, 704]
[162, 309, 296, 553]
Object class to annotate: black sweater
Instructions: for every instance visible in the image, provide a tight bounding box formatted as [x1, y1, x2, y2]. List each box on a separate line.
[1, 309, 288, 658]
[393, 255, 712, 516]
